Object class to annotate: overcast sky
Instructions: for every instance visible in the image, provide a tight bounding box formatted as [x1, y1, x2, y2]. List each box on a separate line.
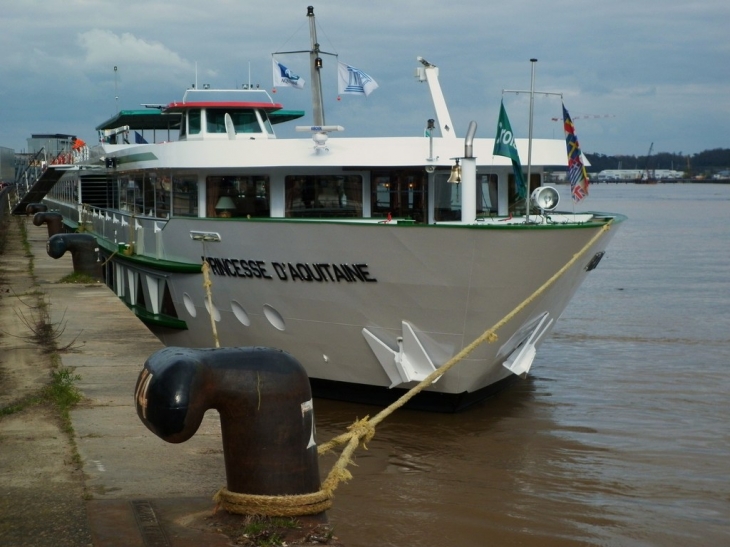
[1, 1, 728, 157]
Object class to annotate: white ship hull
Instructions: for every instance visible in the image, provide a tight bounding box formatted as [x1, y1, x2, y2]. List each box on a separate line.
[17, 8, 623, 410]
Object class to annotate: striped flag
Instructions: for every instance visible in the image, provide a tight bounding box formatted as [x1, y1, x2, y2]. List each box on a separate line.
[337, 62, 378, 96]
[562, 103, 589, 202]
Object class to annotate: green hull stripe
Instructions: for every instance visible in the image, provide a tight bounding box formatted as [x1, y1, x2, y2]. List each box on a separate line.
[126, 303, 188, 330]
[96, 238, 202, 273]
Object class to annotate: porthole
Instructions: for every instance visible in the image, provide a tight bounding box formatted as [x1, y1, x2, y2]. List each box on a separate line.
[183, 293, 196, 317]
[231, 300, 251, 326]
[263, 304, 286, 331]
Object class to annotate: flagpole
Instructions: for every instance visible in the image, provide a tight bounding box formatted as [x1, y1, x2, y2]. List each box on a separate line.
[526, 58, 537, 222]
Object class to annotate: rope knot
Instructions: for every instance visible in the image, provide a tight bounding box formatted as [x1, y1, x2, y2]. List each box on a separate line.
[347, 416, 376, 448]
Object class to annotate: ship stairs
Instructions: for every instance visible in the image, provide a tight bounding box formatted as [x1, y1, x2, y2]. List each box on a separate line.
[12, 165, 67, 215]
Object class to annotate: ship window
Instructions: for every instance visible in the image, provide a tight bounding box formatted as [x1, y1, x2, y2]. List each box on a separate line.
[260, 111, 274, 135]
[206, 109, 261, 134]
[371, 170, 426, 222]
[172, 175, 198, 217]
[151, 173, 171, 219]
[188, 109, 201, 135]
[118, 175, 141, 214]
[206, 175, 270, 218]
[507, 172, 541, 215]
[285, 175, 362, 218]
[477, 174, 498, 215]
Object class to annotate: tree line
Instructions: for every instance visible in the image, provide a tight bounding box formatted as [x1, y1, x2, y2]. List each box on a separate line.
[584, 148, 730, 177]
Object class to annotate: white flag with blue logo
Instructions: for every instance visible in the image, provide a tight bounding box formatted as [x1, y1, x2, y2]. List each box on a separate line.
[272, 58, 305, 89]
[337, 61, 378, 96]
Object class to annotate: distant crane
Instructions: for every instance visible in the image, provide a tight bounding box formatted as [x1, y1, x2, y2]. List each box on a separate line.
[642, 142, 656, 183]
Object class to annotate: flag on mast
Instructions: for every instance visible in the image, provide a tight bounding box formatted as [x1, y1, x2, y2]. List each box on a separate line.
[493, 100, 526, 199]
[337, 62, 378, 96]
[272, 58, 305, 89]
[562, 103, 589, 202]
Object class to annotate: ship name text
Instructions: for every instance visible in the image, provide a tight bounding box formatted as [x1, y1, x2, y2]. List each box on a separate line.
[201, 256, 378, 283]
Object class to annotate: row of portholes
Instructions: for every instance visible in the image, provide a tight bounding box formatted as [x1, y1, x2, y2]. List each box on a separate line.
[182, 292, 286, 331]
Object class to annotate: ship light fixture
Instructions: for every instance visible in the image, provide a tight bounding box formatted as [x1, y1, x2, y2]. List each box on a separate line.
[190, 231, 221, 242]
[447, 158, 461, 184]
[530, 186, 560, 212]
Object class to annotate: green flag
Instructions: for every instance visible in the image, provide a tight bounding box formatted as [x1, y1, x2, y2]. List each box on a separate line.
[493, 100, 526, 199]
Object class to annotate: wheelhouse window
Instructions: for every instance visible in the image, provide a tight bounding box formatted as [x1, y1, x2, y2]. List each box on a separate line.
[285, 175, 362, 218]
[172, 175, 198, 217]
[206, 175, 270, 218]
[206, 109, 261, 134]
[188, 109, 201, 135]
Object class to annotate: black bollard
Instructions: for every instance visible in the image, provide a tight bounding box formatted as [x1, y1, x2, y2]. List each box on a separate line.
[46, 233, 101, 279]
[135, 347, 321, 503]
[26, 203, 47, 216]
[33, 211, 64, 237]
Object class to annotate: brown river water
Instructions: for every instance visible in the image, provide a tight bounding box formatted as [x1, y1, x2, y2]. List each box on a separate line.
[313, 183, 730, 547]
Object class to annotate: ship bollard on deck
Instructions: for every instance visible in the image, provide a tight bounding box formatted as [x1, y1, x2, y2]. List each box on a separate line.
[46, 233, 102, 279]
[134, 346, 330, 531]
[33, 211, 64, 237]
[25, 202, 47, 216]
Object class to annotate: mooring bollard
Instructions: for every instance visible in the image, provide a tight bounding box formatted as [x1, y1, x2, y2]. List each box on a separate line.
[134, 346, 323, 515]
[33, 211, 64, 237]
[25, 203, 48, 216]
[46, 233, 101, 279]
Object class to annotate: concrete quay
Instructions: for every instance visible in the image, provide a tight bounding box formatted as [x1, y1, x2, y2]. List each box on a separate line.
[0, 218, 336, 546]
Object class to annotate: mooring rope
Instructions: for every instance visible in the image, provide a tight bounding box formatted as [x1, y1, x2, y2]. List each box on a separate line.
[213, 220, 614, 516]
[201, 260, 221, 349]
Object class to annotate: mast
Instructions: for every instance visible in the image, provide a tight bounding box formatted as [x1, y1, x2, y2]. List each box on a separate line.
[307, 6, 325, 126]
[526, 58, 537, 221]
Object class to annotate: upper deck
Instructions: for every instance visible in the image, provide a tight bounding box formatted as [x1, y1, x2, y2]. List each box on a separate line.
[96, 88, 305, 144]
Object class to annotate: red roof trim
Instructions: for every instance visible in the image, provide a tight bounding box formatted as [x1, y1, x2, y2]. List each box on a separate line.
[164, 101, 283, 112]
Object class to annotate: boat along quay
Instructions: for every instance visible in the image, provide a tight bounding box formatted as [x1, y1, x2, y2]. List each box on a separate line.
[0, 214, 344, 546]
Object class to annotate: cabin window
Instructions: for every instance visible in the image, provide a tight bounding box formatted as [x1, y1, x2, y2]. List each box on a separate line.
[205, 175, 270, 218]
[433, 172, 459, 221]
[149, 172, 171, 218]
[206, 109, 261, 134]
[371, 170, 426, 222]
[477, 174, 498, 215]
[118, 174, 144, 214]
[285, 175, 362, 218]
[172, 175, 198, 217]
[188, 109, 201, 135]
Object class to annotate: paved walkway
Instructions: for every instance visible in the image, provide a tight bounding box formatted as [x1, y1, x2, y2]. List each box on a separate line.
[1, 218, 235, 546]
